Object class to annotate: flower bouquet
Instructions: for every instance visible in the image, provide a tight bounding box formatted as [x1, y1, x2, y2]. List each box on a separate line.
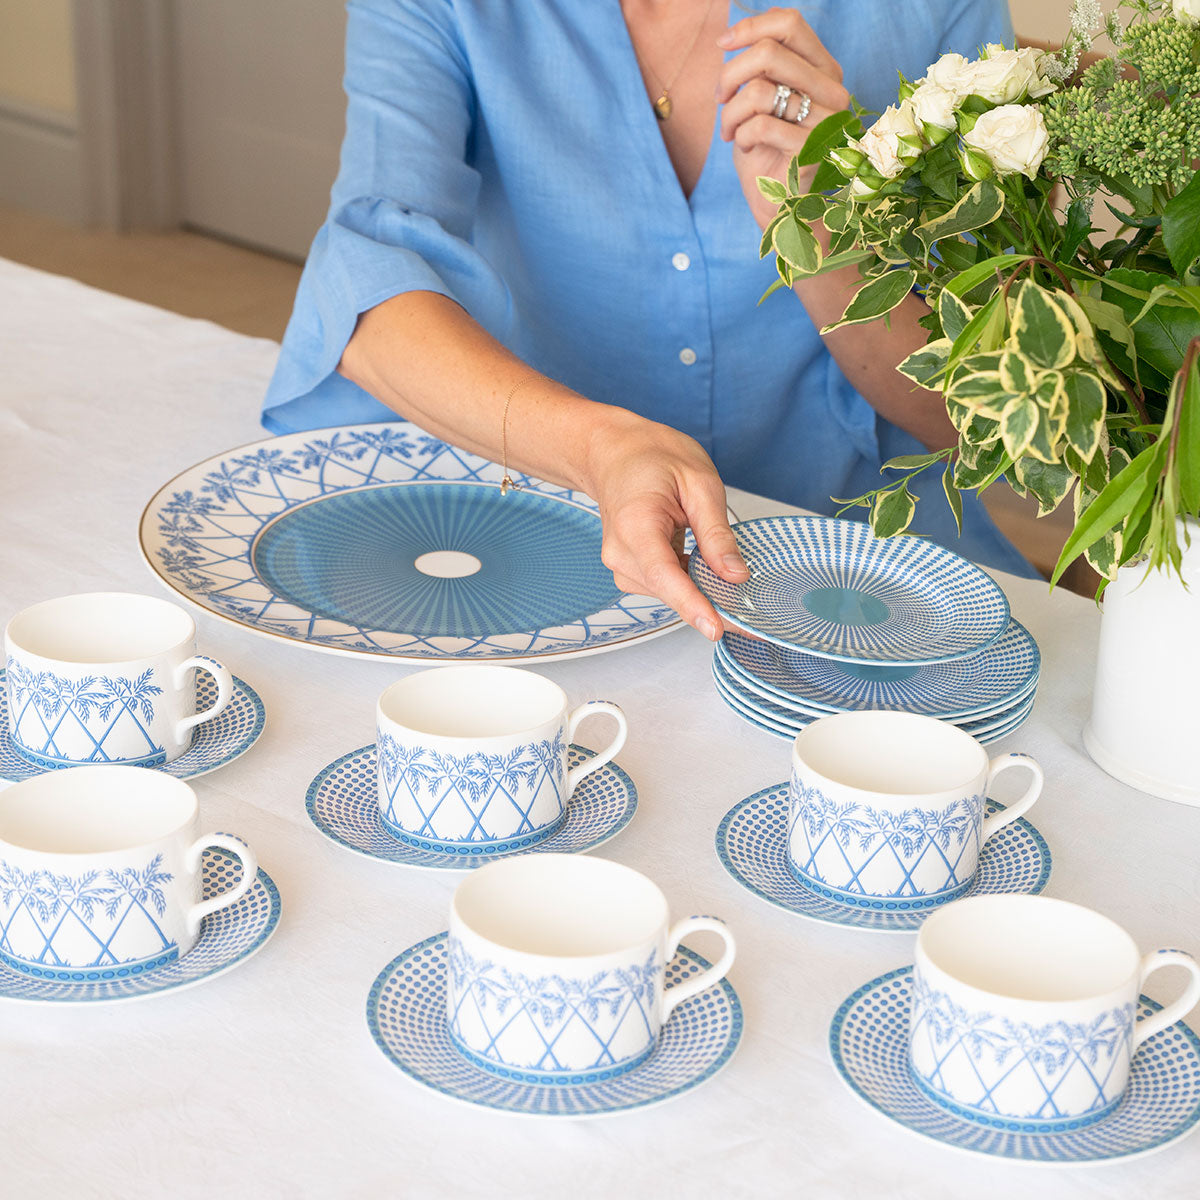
[762, 0, 1200, 592]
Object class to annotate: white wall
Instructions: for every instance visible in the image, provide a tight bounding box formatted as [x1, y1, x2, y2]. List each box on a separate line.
[1009, 0, 1120, 51]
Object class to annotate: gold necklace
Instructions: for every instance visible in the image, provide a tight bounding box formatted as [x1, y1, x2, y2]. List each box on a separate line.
[628, 0, 717, 121]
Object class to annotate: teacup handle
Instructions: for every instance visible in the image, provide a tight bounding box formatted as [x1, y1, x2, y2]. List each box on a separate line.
[1132, 949, 1200, 1051]
[660, 916, 737, 1024]
[564, 701, 628, 796]
[174, 655, 234, 739]
[979, 753, 1043, 844]
[183, 834, 258, 935]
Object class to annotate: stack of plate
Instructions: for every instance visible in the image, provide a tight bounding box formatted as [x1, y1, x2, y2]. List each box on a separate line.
[688, 516, 1040, 745]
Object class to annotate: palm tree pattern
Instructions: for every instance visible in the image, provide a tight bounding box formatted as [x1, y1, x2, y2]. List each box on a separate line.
[6, 658, 165, 765]
[447, 939, 661, 1075]
[788, 780, 983, 899]
[0, 855, 177, 976]
[909, 973, 1136, 1123]
[377, 730, 565, 845]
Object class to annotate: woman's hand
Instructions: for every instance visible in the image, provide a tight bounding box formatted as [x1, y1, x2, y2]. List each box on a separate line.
[716, 7, 850, 229]
[580, 409, 749, 641]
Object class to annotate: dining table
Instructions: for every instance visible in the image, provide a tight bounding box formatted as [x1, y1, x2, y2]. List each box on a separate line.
[2, 254, 1197, 1199]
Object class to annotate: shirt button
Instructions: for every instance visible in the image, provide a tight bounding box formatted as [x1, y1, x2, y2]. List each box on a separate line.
[672, 252, 691, 271]
[678, 347, 697, 366]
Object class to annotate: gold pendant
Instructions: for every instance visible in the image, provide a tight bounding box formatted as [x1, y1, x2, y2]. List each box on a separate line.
[654, 92, 672, 121]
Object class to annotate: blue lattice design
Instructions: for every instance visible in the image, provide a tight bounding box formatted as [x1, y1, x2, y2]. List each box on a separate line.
[689, 515, 1010, 664]
[306, 744, 636, 870]
[829, 969, 1200, 1163]
[711, 657, 1036, 747]
[789, 779, 984, 902]
[718, 620, 1040, 720]
[366, 934, 742, 1116]
[447, 940, 661, 1081]
[714, 784, 1050, 933]
[0, 848, 280, 1004]
[5, 657, 165, 766]
[0, 670, 264, 784]
[377, 728, 566, 848]
[139, 422, 681, 662]
[909, 973, 1135, 1125]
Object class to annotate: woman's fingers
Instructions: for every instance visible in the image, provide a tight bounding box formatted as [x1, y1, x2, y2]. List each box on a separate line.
[682, 473, 749, 584]
[717, 6, 842, 80]
[720, 77, 834, 143]
[716, 39, 850, 111]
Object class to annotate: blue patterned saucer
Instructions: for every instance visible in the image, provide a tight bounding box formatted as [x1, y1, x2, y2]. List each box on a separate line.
[0, 669, 265, 784]
[715, 784, 1050, 933]
[0, 847, 280, 1003]
[689, 516, 1010, 665]
[307, 744, 637, 869]
[140, 422, 681, 663]
[366, 933, 742, 1117]
[718, 622, 1039, 720]
[830, 967, 1200, 1164]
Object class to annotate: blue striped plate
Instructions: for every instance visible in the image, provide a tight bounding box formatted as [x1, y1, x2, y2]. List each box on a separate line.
[689, 516, 1010, 665]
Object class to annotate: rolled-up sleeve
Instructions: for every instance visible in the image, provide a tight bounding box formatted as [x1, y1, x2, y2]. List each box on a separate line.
[263, 0, 512, 432]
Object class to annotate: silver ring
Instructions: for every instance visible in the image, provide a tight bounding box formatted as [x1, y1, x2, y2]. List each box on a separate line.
[771, 82, 792, 119]
[793, 91, 812, 124]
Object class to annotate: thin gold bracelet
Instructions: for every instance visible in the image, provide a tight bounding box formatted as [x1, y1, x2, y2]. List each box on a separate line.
[499, 374, 541, 496]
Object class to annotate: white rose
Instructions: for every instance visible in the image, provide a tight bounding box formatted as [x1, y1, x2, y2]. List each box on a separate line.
[909, 81, 960, 130]
[962, 104, 1050, 178]
[857, 102, 924, 178]
[1173, 0, 1200, 22]
[965, 46, 1055, 103]
[925, 52, 975, 95]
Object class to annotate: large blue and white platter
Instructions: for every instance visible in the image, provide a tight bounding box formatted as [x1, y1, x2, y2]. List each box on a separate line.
[139, 423, 681, 662]
[0, 670, 265, 784]
[718, 621, 1040, 720]
[366, 933, 742, 1117]
[830, 967, 1200, 1164]
[307, 744, 637, 869]
[716, 784, 1050, 933]
[689, 516, 1010, 665]
[0, 849, 280, 1004]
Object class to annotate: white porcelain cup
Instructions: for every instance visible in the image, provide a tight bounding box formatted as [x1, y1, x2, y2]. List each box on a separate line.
[4, 593, 233, 767]
[788, 711, 1042, 910]
[0, 766, 257, 981]
[909, 895, 1200, 1130]
[446, 854, 736, 1083]
[376, 666, 627, 852]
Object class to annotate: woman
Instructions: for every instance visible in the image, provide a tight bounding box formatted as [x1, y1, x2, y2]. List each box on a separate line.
[264, 0, 1033, 642]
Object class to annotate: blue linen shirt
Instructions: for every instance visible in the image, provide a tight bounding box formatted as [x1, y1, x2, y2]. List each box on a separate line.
[263, 0, 1036, 577]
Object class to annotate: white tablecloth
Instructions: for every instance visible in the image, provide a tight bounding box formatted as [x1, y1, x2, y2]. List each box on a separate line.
[2, 257, 1197, 1199]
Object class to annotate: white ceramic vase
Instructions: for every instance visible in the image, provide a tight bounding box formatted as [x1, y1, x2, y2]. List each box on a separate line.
[1084, 518, 1200, 805]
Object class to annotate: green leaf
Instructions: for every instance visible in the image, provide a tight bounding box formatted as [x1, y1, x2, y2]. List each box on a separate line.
[757, 277, 788, 306]
[793, 110, 861, 168]
[1103, 268, 1200, 382]
[1000, 395, 1040, 460]
[1162, 173, 1200, 279]
[773, 214, 821, 274]
[1051, 439, 1168, 585]
[1013, 458, 1074, 516]
[757, 176, 788, 205]
[915, 181, 1005, 256]
[942, 465, 963, 534]
[881, 451, 946, 471]
[1057, 199, 1094, 265]
[1062, 372, 1106, 462]
[953, 439, 1008, 489]
[759, 212, 785, 260]
[1011, 280, 1076, 370]
[792, 193, 826, 223]
[871, 483, 917, 537]
[809, 159, 844, 194]
[948, 293, 1004, 370]
[938, 290, 972, 342]
[822, 268, 916, 333]
[944, 254, 1027, 299]
[897, 338, 952, 388]
[999, 350, 1037, 397]
[1176, 356, 1200, 515]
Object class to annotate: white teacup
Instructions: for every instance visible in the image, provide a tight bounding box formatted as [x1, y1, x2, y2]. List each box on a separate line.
[788, 711, 1042, 910]
[5, 593, 233, 767]
[446, 854, 736, 1082]
[376, 666, 627, 852]
[910, 895, 1200, 1130]
[0, 766, 257, 981]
